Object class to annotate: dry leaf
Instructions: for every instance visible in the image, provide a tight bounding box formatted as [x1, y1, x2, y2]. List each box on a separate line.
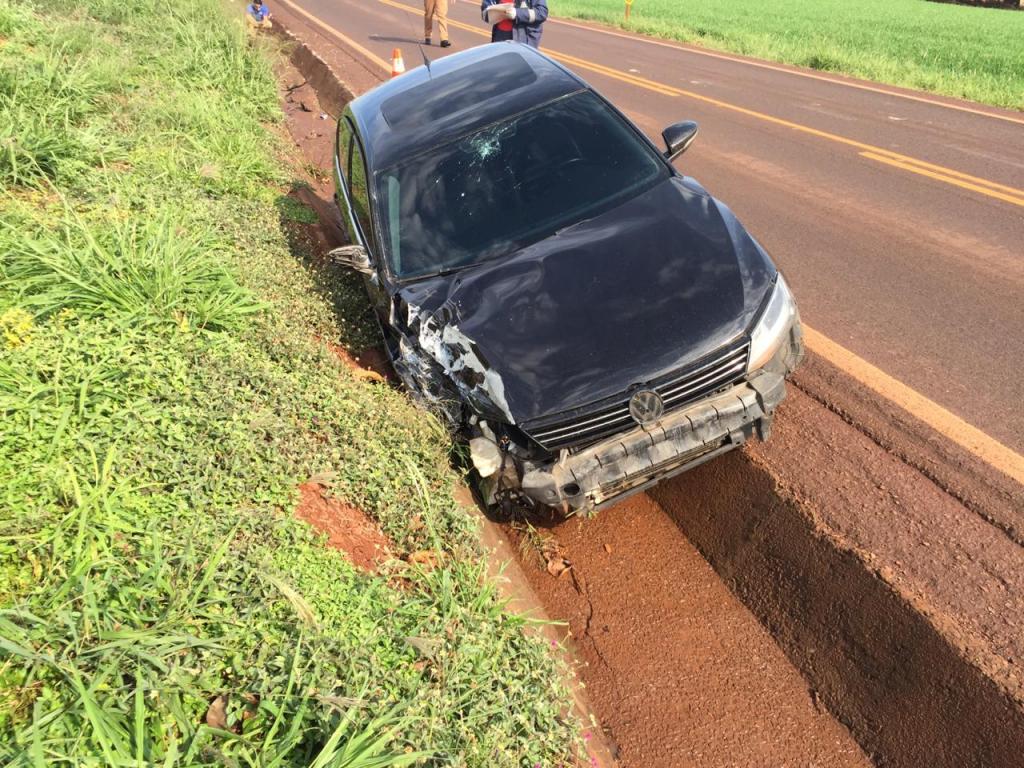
[318, 695, 363, 711]
[408, 550, 439, 569]
[205, 695, 228, 730]
[546, 557, 572, 578]
[307, 470, 338, 488]
[264, 574, 317, 626]
[28, 552, 42, 580]
[405, 636, 442, 660]
[240, 693, 259, 721]
[603, 543, 612, 555]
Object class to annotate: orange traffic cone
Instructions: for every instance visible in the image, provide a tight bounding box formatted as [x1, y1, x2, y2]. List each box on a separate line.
[391, 48, 405, 78]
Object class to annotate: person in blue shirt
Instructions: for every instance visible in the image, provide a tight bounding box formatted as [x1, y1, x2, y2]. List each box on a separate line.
[246, 0, 272, 29]
[480, 0, 547, 48]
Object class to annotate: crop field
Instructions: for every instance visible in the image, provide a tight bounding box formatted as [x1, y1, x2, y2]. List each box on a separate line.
[555, 0, 1024, 110]
[0, 0, 575, 765]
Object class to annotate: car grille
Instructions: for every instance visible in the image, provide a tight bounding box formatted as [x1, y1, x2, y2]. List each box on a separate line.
[522, 340, 750, 452]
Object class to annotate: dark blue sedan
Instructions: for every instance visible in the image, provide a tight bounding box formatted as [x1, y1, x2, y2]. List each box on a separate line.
[332, 43, 803, 515]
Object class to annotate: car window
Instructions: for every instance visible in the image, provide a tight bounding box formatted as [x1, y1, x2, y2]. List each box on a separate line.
[377, 92, 669, 280]
[337, 117, 353, 182]
[348, 137, 377, 255]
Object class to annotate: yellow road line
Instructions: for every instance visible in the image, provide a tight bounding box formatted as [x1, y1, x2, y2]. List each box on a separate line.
[803, 328, 1024, 486]
[284, 0, 1024, 485]
[378, 0, 1024, 210]
[277, 0, 393, 72]
[864, 152, 1024, 198]
[861, 152, 1024, 207]
[545, 47, 692, 98]
[548, 16, 1024, 128]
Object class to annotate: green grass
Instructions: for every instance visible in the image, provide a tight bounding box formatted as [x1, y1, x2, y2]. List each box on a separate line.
[0, 0, 577, 764]
[555, 0, 1024, 110]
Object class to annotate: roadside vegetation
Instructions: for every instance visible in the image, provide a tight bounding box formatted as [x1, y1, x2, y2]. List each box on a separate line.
[557, 0, 1024, 110]
[0, 0, 576, 765]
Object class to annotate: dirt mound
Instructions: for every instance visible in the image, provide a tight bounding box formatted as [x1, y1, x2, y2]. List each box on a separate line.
[294, 482, 391, 570]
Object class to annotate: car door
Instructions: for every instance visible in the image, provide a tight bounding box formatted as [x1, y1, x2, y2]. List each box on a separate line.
[334, 115, 393, 336]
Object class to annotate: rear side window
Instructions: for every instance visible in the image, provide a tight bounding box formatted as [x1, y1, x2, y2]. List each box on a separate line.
[348, 138, 377, 255]
[336, 116, 376, 255]
[337, 118, 354, 181]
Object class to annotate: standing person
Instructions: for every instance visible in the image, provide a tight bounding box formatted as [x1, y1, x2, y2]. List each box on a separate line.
[245, 0, 272, 28]
[424, 0, 451, 47]
[481, 0, 547, 48]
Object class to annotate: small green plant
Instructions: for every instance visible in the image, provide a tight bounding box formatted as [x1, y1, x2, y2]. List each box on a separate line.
[1, 206, 263, 329]
[308, 706, 433, 768]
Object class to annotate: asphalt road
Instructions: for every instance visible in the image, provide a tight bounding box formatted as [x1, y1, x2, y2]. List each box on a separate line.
[279, 0, 1024, 455]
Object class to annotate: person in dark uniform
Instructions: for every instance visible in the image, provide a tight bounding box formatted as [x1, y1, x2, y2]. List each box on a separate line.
[481, 0, 548, 48]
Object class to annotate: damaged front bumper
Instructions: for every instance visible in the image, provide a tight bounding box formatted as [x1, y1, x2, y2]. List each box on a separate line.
[517, 370, 786, 513]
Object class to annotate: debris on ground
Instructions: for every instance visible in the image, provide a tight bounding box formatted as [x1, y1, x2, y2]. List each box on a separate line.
[352, 367, 386, 383]
[541, 537, 572, 578]
[406, 550, 441, 570]
[205, 695, 229, 731]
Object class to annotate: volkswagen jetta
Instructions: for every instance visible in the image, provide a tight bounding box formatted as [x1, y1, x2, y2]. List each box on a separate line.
[332, 43, 803, 515]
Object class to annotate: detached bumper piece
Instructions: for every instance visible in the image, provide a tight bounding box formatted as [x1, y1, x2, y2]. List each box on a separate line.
[520, 371, 786, 513]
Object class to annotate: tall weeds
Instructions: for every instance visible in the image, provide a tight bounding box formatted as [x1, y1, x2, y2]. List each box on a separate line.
[1, 207, 261, 329]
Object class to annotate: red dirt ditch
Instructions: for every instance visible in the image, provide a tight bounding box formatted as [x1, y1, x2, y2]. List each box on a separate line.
[505, 493, 870, 768]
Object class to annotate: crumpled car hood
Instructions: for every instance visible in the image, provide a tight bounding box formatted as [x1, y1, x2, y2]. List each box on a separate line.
[396, 176, 775, 425]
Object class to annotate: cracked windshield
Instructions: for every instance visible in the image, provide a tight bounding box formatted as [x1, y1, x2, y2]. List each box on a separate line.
[378, 92, 668, 279]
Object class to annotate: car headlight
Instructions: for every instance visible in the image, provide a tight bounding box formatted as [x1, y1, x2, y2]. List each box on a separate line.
[747, 275, 797, 372]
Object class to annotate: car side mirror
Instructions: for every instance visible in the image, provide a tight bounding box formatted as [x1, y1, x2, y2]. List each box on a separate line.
[329, 244, 374, 275]
[662, 121, 699, 162]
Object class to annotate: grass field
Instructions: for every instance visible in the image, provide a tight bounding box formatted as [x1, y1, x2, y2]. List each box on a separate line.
[554, 0, 1024, 110]
[0, 0, 577, 765]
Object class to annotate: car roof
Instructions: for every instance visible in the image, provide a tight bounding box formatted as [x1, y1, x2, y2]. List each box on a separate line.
[347, 43, 587, 171]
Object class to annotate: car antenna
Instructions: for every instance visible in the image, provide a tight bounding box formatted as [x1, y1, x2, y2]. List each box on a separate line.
[419, 44, 433, 76]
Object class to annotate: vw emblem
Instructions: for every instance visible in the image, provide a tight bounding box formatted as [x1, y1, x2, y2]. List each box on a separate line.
[629, 389, 664, 426]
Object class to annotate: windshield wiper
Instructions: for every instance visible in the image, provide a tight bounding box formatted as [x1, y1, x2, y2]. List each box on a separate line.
[403, 264, 470, 282]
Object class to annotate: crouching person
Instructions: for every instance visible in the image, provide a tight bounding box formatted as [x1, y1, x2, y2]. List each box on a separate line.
[246, 0, 272, 29]
[481, 0, 547, 48]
